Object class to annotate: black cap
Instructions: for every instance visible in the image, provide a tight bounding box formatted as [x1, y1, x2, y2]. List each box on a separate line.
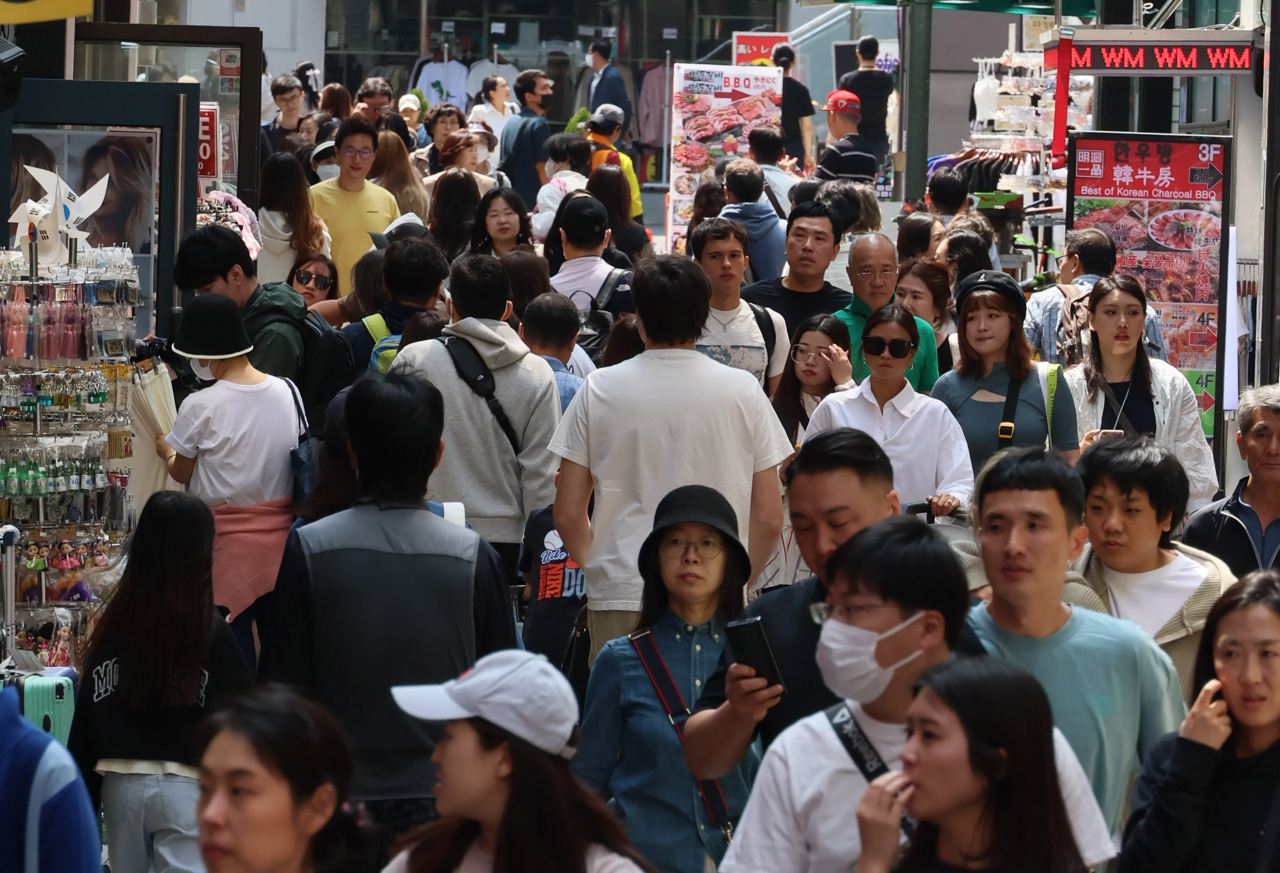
[370, 221, 436, 251]
[560, 196, 610, 239]
[637, 485, 751, 585]
[172, 293, 254, 359]
[955, 269, 1027, 322]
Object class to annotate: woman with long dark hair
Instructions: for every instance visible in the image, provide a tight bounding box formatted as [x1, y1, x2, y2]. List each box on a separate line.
[770, 43, 815, 172]
[574, 485, 756, 872]
[1064, 274, 1216, 509]
[586, 164, 653, 263]
[857, 658, 1089, 873]
[67, 492, 254, 872]
[936, 228, 991, 290]
[931, 270, 1079, 473]
[1122, 571, 1280, 872]
[370, 129, 430, 219]
[319, 82, 352, 120]
[195, 685, 369, 873]
[501, 250, 553, 320]
[469, 188, 533, 259]
[258, 153, 331, 284]
[426, 168, 481, 262]
[386, 649, 655, 873]
[895, 257, 957, 374]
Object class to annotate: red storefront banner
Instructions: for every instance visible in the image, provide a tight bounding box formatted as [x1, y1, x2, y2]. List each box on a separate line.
[732, 32, 791, 66]
[197, 102, 221, 180]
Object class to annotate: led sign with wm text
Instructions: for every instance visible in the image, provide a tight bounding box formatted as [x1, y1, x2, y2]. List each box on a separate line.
[1045, 43, 1252, 73]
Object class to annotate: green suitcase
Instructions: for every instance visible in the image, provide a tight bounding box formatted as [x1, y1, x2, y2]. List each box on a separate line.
[14, 675, 74, 745]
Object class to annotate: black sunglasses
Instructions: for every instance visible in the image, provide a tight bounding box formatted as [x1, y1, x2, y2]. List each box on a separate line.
[862, 336, 916, 358]
[296, 269, 332, 291]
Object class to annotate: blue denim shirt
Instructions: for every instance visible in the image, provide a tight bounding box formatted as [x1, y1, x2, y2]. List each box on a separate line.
[573, 609, 759, 873]
[539, 354, 584, 414]
[1024, 274, 1168, 364]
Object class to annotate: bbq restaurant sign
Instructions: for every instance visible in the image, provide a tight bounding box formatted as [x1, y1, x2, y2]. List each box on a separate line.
[666, 64, 784, 254]
[1067, 131, 1232, 439]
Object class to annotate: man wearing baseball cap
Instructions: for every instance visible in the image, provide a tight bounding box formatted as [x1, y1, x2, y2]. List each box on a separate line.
[549, 195, 635, 317]
[585, 104, 644, 220]
[814, 90, 878, 184]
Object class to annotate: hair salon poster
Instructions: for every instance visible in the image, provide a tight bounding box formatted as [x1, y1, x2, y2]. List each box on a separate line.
[1066, 131, 1231, 438]
[666, 64, 784, 255]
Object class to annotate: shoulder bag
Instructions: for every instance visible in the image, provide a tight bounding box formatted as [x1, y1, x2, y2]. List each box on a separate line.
[823, 701, 915, 837]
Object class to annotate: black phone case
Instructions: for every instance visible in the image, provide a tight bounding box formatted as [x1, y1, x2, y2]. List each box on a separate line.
[725, 616, 787, 693]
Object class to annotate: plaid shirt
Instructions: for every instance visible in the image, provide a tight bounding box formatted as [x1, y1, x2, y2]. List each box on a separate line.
[1024, 274, 1168, 364]
[540, 355, 584, 414]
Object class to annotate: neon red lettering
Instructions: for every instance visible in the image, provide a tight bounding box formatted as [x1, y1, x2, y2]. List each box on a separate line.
[1123, 47, 1144, 68]
[1230, 47, 1250, 68]
[1207, 46, 1229, 68]
[1100, 46, 1125, 67]
[1071, 46, 1092, 68]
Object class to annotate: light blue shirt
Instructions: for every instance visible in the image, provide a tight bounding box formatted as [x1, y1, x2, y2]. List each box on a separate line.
[1024, 274, 1169, 365]
[539, 354, 584, 414]
[967, 603, 1186, 832]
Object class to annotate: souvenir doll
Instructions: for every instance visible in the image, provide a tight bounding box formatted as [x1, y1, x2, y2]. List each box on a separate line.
[93, 545, 109, 567]
[46, 625, 72, 667]
[49, 539, 79, 570]
[23, 542, 44, 571]
[74, 542, 89, 565]
[37, 543, 50, 565]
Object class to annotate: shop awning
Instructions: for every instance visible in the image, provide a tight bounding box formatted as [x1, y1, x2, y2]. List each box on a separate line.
[812, 0, 1098, 17]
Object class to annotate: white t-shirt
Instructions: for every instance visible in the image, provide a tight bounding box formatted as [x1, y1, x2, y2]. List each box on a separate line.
[568, 344, 597, 378]
[166, 377, 299, 507]
[382, 842, 645, 873]
[697, 302, 789, 387]
[719, 701, 1116, 873]
[1102, 552, 1209, 638]
[551, 256, 617, 311]
[549, 349, 793, 611]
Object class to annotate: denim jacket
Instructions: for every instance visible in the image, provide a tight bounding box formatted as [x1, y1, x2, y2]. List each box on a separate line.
[573, 609, 760, 873]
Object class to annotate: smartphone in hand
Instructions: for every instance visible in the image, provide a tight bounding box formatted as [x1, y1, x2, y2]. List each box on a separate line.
[726, 616, 787, 693]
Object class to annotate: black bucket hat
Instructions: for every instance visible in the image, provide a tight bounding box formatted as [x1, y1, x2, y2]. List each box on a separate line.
[172, 293, 254, 359]
[954, 269, 1027, 322]
[638, 485, 751, 584]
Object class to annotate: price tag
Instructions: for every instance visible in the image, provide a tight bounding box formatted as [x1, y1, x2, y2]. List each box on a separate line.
[663, 27, 678, 39]
[491, 22, 506, 34]
[441, 20, 454, 32]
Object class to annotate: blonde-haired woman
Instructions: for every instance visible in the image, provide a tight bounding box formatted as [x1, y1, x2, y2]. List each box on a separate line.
[78, 135, 154, 252]
[369, 129, 430, 220]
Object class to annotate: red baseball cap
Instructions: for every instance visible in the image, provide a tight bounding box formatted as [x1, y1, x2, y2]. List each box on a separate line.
[822, 89, 861, 113]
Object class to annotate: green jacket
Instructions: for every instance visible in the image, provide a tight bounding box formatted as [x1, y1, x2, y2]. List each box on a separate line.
[834, 294, 940, 392]
[241, 281, 306, 382]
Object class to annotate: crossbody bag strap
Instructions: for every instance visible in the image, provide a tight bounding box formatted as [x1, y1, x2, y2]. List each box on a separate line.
[998, 373, 1024, 449]
[283, 378, 309, 443]
[823, 702, 915, 837]
[1098, 380, 1140, 437]
[628, 629, 736, 840]
[440, 337, 522, 455]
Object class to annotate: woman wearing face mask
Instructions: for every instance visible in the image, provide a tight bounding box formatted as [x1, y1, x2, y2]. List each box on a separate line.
[466, 188, 532, 260]
[1122, 571, 1280, 873]
[467, 76, 519, 142]
[1064, 275, 1216, 510]
[895, 258, 957, 375]
[930, 270, 1079, 474]
[153, 293, 301, 666]
[311, 140, 341, 183]
[533, 134, 592, 243]
[573, 486, 757, 873]
[757, 315, 853, 592]
[386, 649, 655, 873]
[196, 685, 370, 873]
[857, 658, 1090, 873]
[806, 305, 972, 519]
[466, 122, 506, 183]
[423, 132, 497, 208]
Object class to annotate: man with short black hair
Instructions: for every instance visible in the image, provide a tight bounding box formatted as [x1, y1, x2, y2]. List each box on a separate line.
[719, 159, 786, 282]
[1069, 436, 1235, 701]
[967, 446, 1186, 832]
[925, 167, 969, 217]
[748, 123, 797, 206]
[836, 35, 896, 169]
[172, 224, 305, 381]
[354, 76, 394, 124]
[741, 200, 853, 335]
[518, 292, 584, 413]
[343, 237, 449, 371]
[586, 39, 631, 133]
[259, 369, 515, 866]
[262, 74, 306, 153]
[549, 195, 633, 316]
[310, 116, 400, 297]
[500, 69, 555, 206]
[552, 255, 792, 662]
[391, 254, 561, 581]
[690, 217, 788, 391]
[814, 90, 877, 183]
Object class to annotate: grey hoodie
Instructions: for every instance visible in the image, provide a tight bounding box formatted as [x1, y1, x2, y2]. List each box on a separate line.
[390, 317, 561, 544]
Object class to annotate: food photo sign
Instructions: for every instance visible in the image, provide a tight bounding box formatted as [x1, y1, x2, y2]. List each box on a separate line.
[667, 64, 784, 254]
[1067, 132, 1231, 437]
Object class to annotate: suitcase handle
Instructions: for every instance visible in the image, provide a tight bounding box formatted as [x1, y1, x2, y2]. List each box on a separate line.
[2, 522, 22, 661]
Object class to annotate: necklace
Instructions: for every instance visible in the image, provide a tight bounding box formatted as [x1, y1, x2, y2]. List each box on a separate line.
[707, 306, 740, 330]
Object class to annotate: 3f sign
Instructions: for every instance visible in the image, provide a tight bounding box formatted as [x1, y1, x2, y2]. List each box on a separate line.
[1199, 143, 1222, 162]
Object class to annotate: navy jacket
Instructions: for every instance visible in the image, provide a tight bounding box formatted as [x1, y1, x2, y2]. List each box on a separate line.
[1182, 476, 1280, 578]
[589, 63, 631, 133]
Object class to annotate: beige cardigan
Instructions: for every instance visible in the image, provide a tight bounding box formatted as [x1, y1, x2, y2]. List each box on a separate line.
[1065, 542, 1235, 704]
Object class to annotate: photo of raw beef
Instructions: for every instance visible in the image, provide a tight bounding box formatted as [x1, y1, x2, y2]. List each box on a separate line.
[734, 95, 778, 121]
[683, 114, 716, 141]
[679, 92, 711, 117]
[706, 107, 745, 135]
[674, 140, 712, 171]
[761, 88, 782, 106]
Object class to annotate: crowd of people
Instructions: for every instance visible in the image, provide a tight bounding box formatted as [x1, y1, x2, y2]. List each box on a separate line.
[7, 37, 1280, 873]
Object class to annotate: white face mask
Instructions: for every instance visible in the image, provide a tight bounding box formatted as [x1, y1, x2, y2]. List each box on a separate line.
[190, 358, 216, 382]
[476, 145, 490, 165]
[316, 163, 340, 181]
[816, 611, 924, 703]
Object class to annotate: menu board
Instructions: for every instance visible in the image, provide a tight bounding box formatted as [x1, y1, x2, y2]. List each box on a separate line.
[667, 64, 784, 254]
[1067, 132, 1230, 436]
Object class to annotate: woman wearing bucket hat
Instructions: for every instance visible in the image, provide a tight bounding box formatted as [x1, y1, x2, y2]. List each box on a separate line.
[387, 650, 655, 873]
[930, 269, 1080, 474]
[572, 485, 758, 873]
[153, 293, 302, 666]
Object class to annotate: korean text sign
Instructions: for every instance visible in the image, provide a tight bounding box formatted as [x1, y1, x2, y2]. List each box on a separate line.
[732, 33, 791, 66]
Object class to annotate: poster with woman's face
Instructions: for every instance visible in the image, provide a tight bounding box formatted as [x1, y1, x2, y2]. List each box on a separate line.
[10, 127, 158, 304]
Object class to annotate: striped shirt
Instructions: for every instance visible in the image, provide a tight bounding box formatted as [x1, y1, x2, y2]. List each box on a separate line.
[814, 134, 878, 183]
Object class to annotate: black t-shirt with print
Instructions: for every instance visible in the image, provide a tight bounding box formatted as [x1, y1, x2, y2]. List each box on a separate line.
[742, 278, 853, 338]
[519, 506, 586, 662]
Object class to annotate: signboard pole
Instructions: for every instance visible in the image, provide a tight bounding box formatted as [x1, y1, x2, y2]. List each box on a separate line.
[1052, 29, 1073, 160]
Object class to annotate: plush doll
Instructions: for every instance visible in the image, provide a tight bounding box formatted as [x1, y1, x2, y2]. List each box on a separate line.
[23, 542, 44, 571]
[49, 539, 79, 570]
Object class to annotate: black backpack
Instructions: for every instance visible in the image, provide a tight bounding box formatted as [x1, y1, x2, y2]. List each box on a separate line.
[745, 302, 778, 367]
[569, 268, 630, 365]
[248, 309, 356, 433]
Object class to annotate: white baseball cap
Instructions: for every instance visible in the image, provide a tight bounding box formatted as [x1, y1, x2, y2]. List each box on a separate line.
[392, 650, 579, 759]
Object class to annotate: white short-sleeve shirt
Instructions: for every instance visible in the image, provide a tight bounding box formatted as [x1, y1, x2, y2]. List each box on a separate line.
[549, 349, 793, 611]
[166, 377, 299, 507]
[697, 302, 790, 387]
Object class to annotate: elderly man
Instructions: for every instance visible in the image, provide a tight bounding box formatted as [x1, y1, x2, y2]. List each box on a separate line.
[832, 233, 939, 390]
